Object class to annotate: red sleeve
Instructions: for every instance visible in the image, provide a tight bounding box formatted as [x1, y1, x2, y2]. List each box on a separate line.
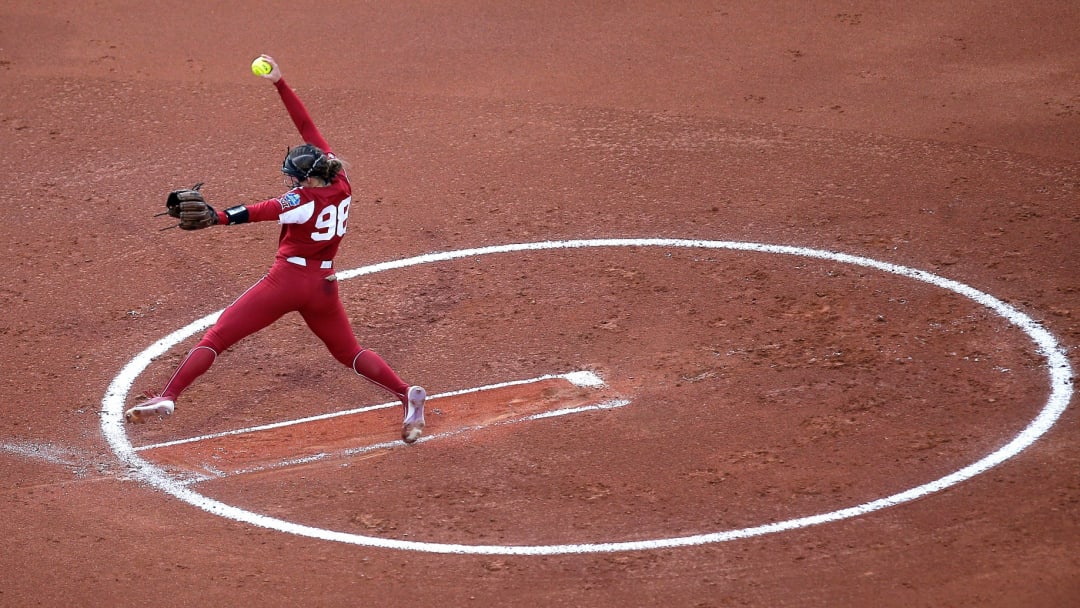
[244, 197, 292, 222]
[275, 78, 331, 153]
[215, 198, 285, 225]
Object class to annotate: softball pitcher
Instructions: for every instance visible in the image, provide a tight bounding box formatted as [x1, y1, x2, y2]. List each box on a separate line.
[126, 54, 426, 444]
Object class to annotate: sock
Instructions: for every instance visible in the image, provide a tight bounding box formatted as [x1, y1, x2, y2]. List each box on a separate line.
[160, 345, 218, 400]
[352, 349, 409, 402]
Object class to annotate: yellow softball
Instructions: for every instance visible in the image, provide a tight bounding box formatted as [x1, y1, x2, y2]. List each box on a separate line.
[251, 57, 272, 76]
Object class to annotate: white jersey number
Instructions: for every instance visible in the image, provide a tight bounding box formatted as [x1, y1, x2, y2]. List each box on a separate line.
[312, 197, 351, 241]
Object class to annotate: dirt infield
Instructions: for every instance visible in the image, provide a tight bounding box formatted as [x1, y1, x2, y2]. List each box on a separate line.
[2, 2, 1078, 606]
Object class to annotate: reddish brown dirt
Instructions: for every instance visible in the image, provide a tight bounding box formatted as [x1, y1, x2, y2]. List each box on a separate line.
[2, 2, 1079, 607]
[141, 376, 618, 477]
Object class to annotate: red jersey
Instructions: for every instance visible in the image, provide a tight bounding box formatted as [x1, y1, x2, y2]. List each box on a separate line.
[246, 172, 351, 264]
[227, 78, 352, 264]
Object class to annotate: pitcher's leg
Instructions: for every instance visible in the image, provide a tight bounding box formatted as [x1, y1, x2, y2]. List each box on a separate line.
[301, 291, 425, 443]
[301, 294, 411, 400]
[351, 349, 425, 443]
[160, 345, 218, 400]
[350, 349, 410, 400]
[124, 345, 217, 423]
[126, 273, 291, 424]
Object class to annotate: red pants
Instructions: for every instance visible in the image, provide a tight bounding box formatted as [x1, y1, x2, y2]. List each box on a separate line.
[159, 259, 410, 404]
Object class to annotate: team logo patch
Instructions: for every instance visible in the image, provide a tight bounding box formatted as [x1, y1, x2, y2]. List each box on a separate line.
[278, 192, 302, 210]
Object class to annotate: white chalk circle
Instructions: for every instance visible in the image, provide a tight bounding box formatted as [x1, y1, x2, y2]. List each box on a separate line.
[100, 238, 1074, 555]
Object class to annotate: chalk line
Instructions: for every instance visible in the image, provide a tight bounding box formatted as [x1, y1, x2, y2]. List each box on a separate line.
[100, 239, 1073, 555]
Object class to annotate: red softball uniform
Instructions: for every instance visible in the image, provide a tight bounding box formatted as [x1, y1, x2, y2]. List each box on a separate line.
[155, 78, 410, 404]
[233, 79, 351, 266]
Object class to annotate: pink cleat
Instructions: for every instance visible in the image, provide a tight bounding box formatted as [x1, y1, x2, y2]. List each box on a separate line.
[124, 396, 175, 424]
[402, 386, 426, 444]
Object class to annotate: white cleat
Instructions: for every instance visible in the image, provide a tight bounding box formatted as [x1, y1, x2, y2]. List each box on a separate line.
[124, 396, 175, 424]
[402, 386, 426, 444]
